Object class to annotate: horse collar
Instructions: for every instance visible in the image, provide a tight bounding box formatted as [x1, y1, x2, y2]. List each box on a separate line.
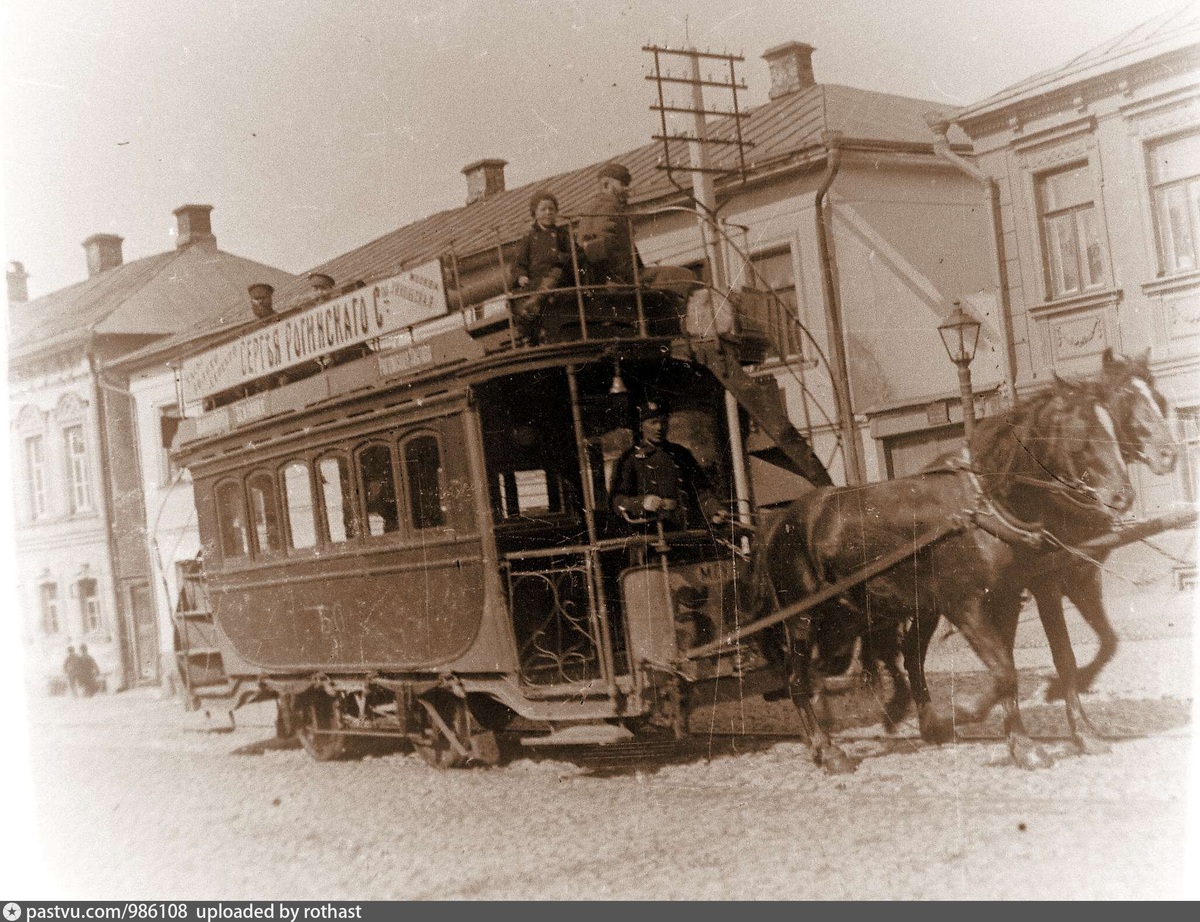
[950, 457, 1053, 551]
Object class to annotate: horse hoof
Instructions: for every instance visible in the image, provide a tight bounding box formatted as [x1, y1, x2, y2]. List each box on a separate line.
[918, 706, 954, 744]
[820, 747, 857, 775]
[884, 698, 912, 731]
[1010, 740, 1054, 770]
[1073, 734, 1111, 756]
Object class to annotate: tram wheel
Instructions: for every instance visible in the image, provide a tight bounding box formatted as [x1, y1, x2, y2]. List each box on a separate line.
[414, 691, 471, 770]
[296, 691, 349, 762]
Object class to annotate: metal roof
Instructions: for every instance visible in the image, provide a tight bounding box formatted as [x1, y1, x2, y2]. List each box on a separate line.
[8, 244, 295, 362]
[957, 1, 1200, 125]
[257, 82, 962, 312]
[113, 80, 964, 368]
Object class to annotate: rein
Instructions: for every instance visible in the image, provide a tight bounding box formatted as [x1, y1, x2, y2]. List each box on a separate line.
[948, 457, 1052, 550]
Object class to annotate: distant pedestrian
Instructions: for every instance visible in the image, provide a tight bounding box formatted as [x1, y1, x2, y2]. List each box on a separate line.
[77, 643, 101, 697]
[63, 645, 82, 697]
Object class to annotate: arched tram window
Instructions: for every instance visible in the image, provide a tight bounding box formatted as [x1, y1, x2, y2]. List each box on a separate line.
[357, 443, 400, 537]
[215, 480, 249, 559]
[247, 471, 284, 554]
[403, 433, 446, 530]
[283, 461, 317, 550]
[317, 454, 358, 543]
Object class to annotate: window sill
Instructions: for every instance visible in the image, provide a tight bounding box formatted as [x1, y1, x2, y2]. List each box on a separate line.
[1030, 287, 1123, 318]
[1142, 269, 1200, 297]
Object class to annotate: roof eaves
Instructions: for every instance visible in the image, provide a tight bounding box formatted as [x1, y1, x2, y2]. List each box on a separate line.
[956, 15, 1200, 125]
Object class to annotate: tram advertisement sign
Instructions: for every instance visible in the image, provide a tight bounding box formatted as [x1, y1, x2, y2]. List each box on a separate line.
[180, 259, 448, 403]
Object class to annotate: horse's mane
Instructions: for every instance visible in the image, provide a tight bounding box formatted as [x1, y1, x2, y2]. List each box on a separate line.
[970, 378, 1093, 504]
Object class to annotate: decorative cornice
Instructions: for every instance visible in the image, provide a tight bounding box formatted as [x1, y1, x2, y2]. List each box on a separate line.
[960, 45, 1200, 138]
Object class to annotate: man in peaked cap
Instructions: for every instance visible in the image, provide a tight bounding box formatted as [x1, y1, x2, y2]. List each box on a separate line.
[577, 162, 639, 285]
[248, 283, 275, 319]
[576, 162, 697, 298]
[611, 399, 727, 531]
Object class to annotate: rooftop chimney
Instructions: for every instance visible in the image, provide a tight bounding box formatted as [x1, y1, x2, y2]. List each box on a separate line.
[763, 41, 816, 99]
[461, 159, 507, 205]
[173, 204, 216, 250]
[82, 234, 124, 277]
[7, 261, 29, 304]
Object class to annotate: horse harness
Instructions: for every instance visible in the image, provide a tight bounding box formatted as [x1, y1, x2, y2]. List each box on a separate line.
[683, 452, 1100, 661]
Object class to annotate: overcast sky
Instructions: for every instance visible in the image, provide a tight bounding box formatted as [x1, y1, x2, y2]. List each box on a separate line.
[2, 0, 1190, 300]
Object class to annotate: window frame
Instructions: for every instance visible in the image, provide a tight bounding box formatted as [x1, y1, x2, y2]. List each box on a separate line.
[315, 450, 361, 546]
[78, 577, 103, 635]
[400, 430, 447, 531]
[213, 478, 250, 561]
[1035, 160, 1109, 301]
[746, 244, 808, 363]
[25, 434, 47, 520]
[1147, 129, 1200, 276]
[246, 469, 286, 557]
[39, 582, 60, 636]
[63, 424, 93, 514]
[280, 459, 320, 553]
[355, 440, 404, 541]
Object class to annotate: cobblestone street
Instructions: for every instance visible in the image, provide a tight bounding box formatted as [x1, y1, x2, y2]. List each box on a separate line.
[5, 587, 1195, 900]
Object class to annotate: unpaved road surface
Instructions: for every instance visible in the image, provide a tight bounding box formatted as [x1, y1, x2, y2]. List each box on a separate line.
[9, 589, 1198, 899]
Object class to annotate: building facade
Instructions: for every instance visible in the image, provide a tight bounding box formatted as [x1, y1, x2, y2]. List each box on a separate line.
[950, 6, 1200, 581]
[8, 206, 293, 693]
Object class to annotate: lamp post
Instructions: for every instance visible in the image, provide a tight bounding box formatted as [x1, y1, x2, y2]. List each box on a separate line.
[938, 301, 982, 444]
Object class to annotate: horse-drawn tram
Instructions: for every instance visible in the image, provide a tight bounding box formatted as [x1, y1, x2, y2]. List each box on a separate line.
[170, 245, 838, 767]
[172, 223, 1192, 773]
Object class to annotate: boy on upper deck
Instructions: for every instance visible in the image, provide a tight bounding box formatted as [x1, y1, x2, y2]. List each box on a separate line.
[512, 191, 575, 345]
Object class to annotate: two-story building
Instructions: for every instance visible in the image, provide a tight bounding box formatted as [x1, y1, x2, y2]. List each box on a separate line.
[7, 205, 293, 692]
[950, 3, 1200, 582]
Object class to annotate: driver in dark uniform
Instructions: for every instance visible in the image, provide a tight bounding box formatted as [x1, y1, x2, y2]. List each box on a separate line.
[611, 400, 728, 530]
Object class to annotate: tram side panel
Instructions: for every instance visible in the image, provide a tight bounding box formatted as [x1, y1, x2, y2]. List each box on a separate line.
[190, 409, 509, 678]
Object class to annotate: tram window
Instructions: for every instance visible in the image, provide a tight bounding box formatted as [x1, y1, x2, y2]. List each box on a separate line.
[358, 444, 400, 537]
[283, 462, 317, 549]
[496, 469, 561, 517]
[247, 472, 283, 554]
[215, 480, 249, 559]
[403, 434, 446, 529]
[318, 455, 357, 543]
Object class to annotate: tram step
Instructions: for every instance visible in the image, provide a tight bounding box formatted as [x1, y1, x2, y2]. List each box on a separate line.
[520, 723, 635, 747]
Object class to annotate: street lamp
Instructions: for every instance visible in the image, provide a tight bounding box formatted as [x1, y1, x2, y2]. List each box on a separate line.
[938, 300, 982, 443]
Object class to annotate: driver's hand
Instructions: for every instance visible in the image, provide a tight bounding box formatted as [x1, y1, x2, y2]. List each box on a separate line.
[710, 509, 730, 525]
[642, 494, 663, 513]
[659, 498, 678, 512]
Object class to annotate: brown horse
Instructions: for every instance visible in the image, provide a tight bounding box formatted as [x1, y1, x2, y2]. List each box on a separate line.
[1008, 350, 1177, 755]
[789, 350, 1179, 765]
[747, 374, 1135, 773]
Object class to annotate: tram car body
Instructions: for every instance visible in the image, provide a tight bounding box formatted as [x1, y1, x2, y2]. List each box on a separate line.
[173, 281, 806, 765]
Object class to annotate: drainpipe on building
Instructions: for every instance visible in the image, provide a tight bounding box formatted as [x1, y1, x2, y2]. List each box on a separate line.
[89, 347, 134, 692]
[814, 131, 866, 486]
[926, 115, 1018, 402]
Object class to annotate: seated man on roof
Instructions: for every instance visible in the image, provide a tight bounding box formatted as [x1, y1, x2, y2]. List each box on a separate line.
[576, 162, 697, 300]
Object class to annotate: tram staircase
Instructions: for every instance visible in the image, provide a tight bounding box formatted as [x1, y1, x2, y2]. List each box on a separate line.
[687, 296, 834, 489]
